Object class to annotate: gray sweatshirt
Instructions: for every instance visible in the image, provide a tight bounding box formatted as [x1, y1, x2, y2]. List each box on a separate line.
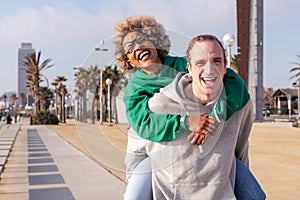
[127, 72, 254, 200]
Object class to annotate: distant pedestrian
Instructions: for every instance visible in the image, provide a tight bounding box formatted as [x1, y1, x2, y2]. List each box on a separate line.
[6, 114, 12, 124]
[14, 114, 17, 123]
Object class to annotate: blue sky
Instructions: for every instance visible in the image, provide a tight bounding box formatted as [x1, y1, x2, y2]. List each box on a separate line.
[0, 0, 300, 95]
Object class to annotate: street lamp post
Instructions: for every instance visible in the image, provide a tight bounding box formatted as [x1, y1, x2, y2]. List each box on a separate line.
[106, 78, 112, 126]
[222, 33, 235, 68]
[95, 40, 108, 124]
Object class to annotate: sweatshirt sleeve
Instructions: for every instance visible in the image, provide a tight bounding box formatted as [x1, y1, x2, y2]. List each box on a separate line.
[123, 56, 189, 142]
[124, 84, 188, 142]
[234, 99, 254, 167]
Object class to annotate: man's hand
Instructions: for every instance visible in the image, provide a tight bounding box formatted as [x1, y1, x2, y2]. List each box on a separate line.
[185, 114, 217, 145]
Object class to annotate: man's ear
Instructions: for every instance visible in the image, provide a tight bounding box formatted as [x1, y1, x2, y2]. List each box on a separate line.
[187, 62, 193, 75]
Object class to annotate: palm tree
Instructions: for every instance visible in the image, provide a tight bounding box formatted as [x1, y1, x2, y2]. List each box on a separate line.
[74, 68, 88, 122]
[290, 55, 300, 81]
[85, 65, 100, 123]
[2, 94, 7, 109]
[54, 76, 67, 123]
[18, 93, 26, 109]
[22, 51, 53, 114]
[290, 54, 300, 115]
[10, 94, 18, 117]
[38, 86, 54, 111]
[60, 84, 67, 123]
[10, 94, 17, 103]
[101, 65, 122, 122]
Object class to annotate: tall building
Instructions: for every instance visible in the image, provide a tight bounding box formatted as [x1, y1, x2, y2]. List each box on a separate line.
[237, 0, 264, 120]
[17, 43, 35, 105]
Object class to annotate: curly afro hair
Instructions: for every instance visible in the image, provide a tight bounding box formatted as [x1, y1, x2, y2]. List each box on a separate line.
[114, 15, 171, 73]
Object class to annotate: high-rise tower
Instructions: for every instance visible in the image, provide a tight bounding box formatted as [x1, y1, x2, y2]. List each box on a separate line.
[17, 43, 35, 104]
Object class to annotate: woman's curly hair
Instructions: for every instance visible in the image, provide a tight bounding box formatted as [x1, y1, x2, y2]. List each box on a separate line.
[114, 15, 171, 73]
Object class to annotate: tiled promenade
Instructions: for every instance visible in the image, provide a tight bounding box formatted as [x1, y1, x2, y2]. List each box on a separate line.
[0, 123, 126, 200]
[0, 119, 299, 199]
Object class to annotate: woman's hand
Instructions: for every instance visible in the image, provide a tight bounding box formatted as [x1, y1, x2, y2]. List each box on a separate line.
[185, 114, 217, 145]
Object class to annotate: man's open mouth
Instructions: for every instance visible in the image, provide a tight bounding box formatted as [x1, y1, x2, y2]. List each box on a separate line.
[201, 77, 217, 83]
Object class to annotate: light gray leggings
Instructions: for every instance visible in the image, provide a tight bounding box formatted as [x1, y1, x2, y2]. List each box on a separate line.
[123, 157, 152, 200]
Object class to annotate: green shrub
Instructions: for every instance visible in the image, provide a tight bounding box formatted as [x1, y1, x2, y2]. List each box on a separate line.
[269, 107, 277, 114]
[32, 111, 59, 125]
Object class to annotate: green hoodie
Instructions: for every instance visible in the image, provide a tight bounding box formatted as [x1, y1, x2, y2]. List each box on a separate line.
[123, 55, 249, 142]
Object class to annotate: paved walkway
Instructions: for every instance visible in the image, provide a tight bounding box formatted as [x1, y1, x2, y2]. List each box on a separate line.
[0, 125, 126, 200]
[0, 120, 299, 199]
